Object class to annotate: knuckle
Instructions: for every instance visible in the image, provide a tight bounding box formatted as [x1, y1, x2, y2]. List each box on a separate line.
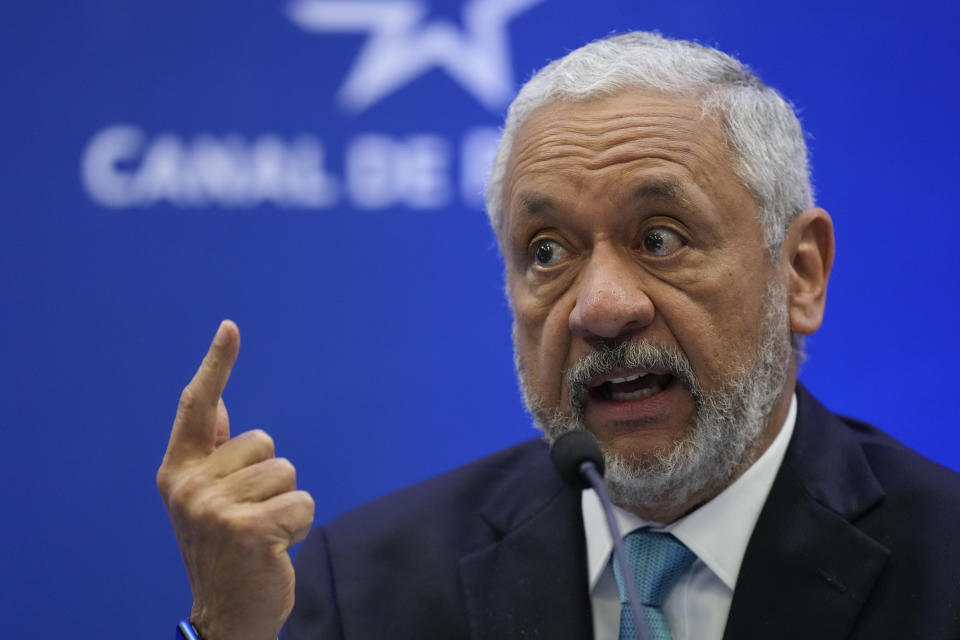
[169, 481, 198, 514]
[260, 492, 315, 548]
[177, 385, 199, 414]
[287, 493, 316, 543]
[296, 490, 316, 517]
[155, 465, 173, 495]
[202, 353, 223, 375]
[273, 457, 297, 483]
[184, 490, 228, 527]
[247, 429, 275, 457]
[168, 470, 213, 515]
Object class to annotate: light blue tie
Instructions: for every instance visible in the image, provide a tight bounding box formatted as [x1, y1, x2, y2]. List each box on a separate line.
[612, 529, 696, 640]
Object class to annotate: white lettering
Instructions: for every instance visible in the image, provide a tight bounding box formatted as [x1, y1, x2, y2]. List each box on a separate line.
[346, 134, 451, 209]
[346, 135, 396, 209]
[81, 125, 145, 208]
[133, 134, 189, 206]
[188, 134, 247, 206]
[82, 125, 504, 212]
[80, 127, 340, 209]
[285, 136, 340, 207]
[402, 135, 451, 209]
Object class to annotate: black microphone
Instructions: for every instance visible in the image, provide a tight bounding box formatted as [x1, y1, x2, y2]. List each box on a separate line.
[550, 431, 654, 640]
[550, 430, 605, 489]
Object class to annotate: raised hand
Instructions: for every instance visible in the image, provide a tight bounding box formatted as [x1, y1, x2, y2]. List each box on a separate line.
[157, 320, 315, 640]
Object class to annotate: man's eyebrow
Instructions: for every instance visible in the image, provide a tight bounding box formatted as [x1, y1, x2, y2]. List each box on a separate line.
[629, 177, 690, 206]
[513, 192, 557, 220]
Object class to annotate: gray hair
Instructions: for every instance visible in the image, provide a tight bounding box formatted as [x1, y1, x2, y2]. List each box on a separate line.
[485, 31, 814, 256]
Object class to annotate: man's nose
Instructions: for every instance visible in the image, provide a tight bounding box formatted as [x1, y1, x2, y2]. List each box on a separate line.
[569, 247, 655, 342]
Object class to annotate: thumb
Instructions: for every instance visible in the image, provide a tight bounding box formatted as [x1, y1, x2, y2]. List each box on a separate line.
[164, 320, 240, 465]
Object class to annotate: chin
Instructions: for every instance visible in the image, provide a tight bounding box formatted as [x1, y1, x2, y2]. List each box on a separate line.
[600, 435, 736, 518]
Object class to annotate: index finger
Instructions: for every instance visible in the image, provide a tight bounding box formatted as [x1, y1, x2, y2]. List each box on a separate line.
[166, 320, 241, 463]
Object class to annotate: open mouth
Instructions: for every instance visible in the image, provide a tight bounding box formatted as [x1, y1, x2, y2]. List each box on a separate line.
[589, 371, 675, 402]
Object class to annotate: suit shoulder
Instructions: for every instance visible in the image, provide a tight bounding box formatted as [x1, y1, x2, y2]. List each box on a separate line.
[837, 413, 960, 482]
[794, 387, 960, 501]
[839, 414, 960, 503]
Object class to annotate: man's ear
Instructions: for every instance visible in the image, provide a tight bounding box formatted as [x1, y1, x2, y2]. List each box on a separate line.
[781, 208, 834, 336]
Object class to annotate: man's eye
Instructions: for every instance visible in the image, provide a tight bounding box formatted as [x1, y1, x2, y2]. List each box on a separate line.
[530, 238, 568, 267]
[641, 228, 685, 257]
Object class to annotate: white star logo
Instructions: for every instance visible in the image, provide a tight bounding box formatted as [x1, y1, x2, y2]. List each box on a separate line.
[286, 0, 544, 112]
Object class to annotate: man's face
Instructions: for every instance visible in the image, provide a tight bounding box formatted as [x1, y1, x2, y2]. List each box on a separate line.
[501, 89, 795, 519]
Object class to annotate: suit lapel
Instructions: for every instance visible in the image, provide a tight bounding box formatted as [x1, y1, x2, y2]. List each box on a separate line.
[458, 444, 594, 640]
[723, 387, 889, 640]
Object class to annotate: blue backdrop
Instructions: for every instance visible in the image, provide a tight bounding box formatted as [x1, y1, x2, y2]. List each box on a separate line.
[2, 0, 959, 635]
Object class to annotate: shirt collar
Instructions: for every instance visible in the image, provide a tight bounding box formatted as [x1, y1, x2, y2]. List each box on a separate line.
[582, 392, 797, 591]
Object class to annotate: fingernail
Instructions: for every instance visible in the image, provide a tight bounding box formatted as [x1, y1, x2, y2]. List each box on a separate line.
[213, 321, 228, 346]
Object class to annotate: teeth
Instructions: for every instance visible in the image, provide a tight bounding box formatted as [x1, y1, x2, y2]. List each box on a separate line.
[610, 382, 664, 402]
[607, 372, 648, 384]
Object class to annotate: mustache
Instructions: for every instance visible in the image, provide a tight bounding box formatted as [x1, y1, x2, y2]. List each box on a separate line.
[565, 339, 698, 411]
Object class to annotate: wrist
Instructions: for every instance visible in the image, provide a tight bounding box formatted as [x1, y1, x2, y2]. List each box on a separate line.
[188, 603, 220, 640]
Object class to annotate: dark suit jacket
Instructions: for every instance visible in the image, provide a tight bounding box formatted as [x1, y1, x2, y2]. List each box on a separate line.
[283, 387, 960, 639]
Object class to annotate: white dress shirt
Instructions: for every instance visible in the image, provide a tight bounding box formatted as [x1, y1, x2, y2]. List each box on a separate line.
[582, 393, 797, 640]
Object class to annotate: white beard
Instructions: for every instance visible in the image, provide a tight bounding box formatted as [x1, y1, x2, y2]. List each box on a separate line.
[515, 283, 794, 517]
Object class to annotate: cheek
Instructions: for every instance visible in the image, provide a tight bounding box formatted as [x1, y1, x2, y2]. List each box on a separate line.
[668, 272, 772, 388]
[511, 289, 574, 405]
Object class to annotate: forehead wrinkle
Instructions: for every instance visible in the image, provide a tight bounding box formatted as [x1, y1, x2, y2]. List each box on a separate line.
[512, 125, 725, 181]
[581, 120, 725, 174]
[508, 162, 696, 227]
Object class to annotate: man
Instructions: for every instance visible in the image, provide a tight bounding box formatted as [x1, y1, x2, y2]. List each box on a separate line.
[158, 32, 960, 640]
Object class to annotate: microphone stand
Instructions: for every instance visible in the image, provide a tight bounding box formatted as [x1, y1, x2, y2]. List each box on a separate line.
[580, 461, 654, 640]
